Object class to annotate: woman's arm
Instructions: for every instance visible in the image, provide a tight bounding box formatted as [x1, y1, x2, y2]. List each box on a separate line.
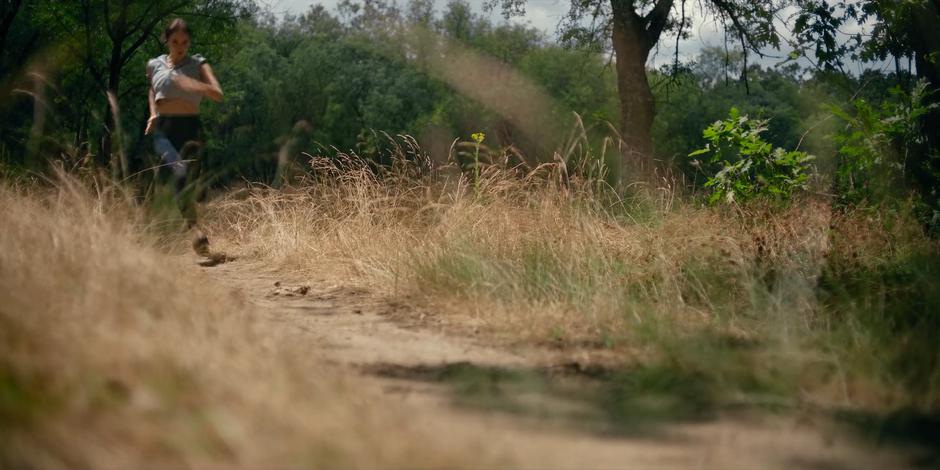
[148, 87, 158, 116]
[172, 64, 224, 102]
[145, 70, 157, 134]
[199, 63, 223, 102]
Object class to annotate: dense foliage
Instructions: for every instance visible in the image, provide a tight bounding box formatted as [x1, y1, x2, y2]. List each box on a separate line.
[831, 80, 939, 206]
[690, 108, 814, 204]
[0, 0, 936, 205]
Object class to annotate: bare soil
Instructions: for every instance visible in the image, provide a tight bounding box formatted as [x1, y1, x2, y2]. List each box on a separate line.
[191, 255, 926, 469]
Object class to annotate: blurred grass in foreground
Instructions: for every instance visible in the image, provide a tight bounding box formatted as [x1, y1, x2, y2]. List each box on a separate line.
[0, 171, 492, 469]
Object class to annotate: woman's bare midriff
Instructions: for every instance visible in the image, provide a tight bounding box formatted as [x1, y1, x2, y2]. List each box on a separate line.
[156, 98, 199, 115]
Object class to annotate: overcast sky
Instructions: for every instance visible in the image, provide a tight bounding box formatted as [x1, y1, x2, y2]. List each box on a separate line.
[258, 0, 734, 65]
[255, 0, 888, 73]
[259, 0, 567, 31]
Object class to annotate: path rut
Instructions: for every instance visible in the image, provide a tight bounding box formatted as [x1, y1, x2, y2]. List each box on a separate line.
[194, 256, 922, 469]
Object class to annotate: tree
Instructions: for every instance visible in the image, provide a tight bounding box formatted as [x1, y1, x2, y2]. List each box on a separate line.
[38, 0, 249, 169]
[487, 0, 786, 170]
[0, 0, 41, 162]
[0, 0, 28, 78]
[651, 47, 808, 172]
[793, 0, 940, 209]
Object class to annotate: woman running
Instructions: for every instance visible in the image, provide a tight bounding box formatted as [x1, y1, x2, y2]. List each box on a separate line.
[145, 18, 223, 256]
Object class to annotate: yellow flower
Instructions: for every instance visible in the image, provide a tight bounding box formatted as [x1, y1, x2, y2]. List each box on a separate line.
[471, 132, 485, 144]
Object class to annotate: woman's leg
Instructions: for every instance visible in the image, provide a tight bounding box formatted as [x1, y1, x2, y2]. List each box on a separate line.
[179, 138, 209, 255]
[154, 117, 201, 228]
[153, 123, 189, 199]
[178, 118, 204, 227]
[154, 116, 210, 256]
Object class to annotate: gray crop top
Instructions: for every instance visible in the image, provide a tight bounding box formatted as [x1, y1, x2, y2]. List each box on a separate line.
[147, 54, 207, 104]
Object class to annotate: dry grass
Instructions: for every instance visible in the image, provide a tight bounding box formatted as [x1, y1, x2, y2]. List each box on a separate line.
[2, 141, 937, 467]
[205, 144, 940, 413]
[207, 151, 828, 343]
[0, 174, 498, 469]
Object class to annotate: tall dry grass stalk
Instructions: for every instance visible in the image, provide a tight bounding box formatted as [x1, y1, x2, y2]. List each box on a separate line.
[0, 173, 496, 468]
[206, 140, 940, 412]
[207, 145, 827, 340]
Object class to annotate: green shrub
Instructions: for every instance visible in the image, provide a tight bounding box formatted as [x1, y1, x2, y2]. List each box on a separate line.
[830, 79, 939, 208]
[690, 108, 815, 204]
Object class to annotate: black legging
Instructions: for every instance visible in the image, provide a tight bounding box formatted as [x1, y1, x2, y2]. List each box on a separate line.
[153, 115, 203, 226]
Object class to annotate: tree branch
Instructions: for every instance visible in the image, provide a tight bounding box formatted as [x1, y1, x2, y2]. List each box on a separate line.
[9, 30, 38, 74]
[0, 0, 23, 54]
[82, 9, 104, 84]
[112, 0, 130, 42]
[126, 1, 159, 38]
[58, 1, 104, 85]
[121, 15, 167, 65]
[158, 1, 191, 20]
[738, 29, 750, 93]
[644, 0, 674, 49]
[120, 1, 188, 67]
[103, 0, 114, 40]
[119, 81, 146, 100]
[673, 0, 686, 70]
[710, 0, 766, 57]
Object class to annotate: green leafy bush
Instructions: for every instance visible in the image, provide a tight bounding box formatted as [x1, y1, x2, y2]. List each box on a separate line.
[690, 108, 815, 204]
[830, 79, 939, 207]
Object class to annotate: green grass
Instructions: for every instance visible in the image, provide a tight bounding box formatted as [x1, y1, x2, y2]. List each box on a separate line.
[0, 365, 53, 432]
[405, 199, 940, 414]
[819, 249, 940, 409]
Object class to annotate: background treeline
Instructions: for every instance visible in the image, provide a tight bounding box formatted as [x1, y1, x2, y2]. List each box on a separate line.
[0, 0, 923, 191]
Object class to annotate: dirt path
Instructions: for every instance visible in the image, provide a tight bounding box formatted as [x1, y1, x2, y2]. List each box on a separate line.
[194, 257, 923, 469]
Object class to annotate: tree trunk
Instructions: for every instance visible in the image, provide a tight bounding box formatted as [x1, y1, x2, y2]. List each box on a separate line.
[99, 34, 124, 167]
[610, 3, 655, 171]
[0, 0, 23, 58]
[910, 2, 940, 209]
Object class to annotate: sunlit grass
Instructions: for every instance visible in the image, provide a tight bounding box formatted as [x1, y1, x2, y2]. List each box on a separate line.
[0, 172, 492, 469]
[206, 137, 940, 414]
